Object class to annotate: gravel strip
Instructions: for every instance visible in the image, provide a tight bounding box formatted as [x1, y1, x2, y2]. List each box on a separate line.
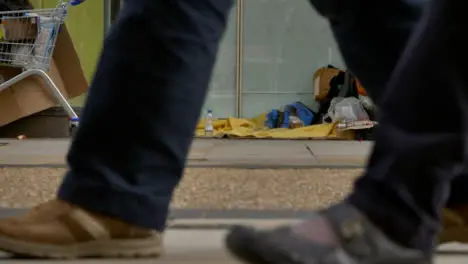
[0, 168, 362, 209]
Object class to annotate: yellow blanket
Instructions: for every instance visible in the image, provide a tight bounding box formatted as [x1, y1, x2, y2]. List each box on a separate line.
[196, 114, 349, 139]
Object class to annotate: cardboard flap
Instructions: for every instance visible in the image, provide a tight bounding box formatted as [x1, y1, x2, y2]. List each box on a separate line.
[52, 25, 88, 99]
[12, 61, 67, 115]
[0, 88, 22, 126]
[0, 61, 67, 125]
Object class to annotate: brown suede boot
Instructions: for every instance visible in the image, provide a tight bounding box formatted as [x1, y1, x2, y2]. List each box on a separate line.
[0, 199, 163, 259]
[440, 206, 468, 244]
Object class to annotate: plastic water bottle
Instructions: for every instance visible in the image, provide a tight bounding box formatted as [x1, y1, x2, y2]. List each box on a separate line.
[204, 109, 214, 137]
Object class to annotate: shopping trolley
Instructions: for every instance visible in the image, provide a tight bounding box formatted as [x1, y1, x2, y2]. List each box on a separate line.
[0, 0, 84, 135]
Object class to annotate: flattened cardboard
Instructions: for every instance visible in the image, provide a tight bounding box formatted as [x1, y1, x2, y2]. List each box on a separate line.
[53, 26, 88, 98]
[0, 25, 88, 127]
[313, 67, 341, 102]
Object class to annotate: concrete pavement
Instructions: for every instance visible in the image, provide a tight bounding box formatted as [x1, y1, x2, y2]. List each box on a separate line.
[2, 228, 467, 263]
[0, 139, 372, 168]
[0, 138, 465, 263]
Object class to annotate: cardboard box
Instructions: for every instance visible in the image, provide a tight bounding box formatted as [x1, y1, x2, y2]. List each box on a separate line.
[0, 25, 88, 126]
[313, 67, 341, 102]
[1, 16, 38, 41]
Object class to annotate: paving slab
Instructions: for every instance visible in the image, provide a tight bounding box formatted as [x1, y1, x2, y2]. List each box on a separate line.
[0, 139, 69, 155]
[203, 140, 316, 164]
[0, 139, 372, 167]
[305, 140, 371, 166]
[314, 155, 368, 166]
[305, 140, 373, 156]
[0, 139, 217, 166]
[0, 154, 66, 165]
[188, 139, 222, 160]
[0, 139, 68, 165]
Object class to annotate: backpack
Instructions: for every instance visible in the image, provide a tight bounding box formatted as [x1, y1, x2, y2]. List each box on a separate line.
[266, 102, 316, 129]
[265, 109, 284, 129]
[281, 102, 316, 128]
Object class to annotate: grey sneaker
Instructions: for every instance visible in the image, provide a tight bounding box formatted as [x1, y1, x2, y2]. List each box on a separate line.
[225, 203, 432, 264]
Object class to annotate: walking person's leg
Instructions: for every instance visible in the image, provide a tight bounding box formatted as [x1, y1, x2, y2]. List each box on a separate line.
[226, 0, 468, 263]
[325, 0, 428, 102]
[0, 0, 234, 258]
[325, 0, 468, 243]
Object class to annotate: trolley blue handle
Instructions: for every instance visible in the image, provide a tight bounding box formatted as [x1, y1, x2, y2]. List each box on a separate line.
[70, 0, 86, 6]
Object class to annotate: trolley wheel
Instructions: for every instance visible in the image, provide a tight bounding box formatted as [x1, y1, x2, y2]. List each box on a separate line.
[69, 125, 79, 138]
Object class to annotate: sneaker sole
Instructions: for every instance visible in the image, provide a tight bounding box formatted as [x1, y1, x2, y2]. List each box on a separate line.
[0, 234, 164, 259]
[226, 226, 431, 264]
[225, 226, 290, 264]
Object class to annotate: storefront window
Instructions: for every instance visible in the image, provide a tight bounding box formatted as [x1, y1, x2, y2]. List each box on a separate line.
[106, 0, 343, 118]
[240, 0, 344, 117]
[200, 2, 238, 118]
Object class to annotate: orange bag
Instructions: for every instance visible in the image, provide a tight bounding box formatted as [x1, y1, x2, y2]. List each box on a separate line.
[355, 79, 367, 96]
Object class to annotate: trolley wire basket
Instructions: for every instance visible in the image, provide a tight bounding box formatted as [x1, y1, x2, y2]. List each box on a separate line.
[0, 0, 81, 134]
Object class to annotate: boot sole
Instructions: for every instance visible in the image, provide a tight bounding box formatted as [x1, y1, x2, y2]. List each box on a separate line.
[0, 234, 164, 259]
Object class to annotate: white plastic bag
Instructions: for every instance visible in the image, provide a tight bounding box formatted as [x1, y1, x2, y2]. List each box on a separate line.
[359, 95, 376, 112]
[328, 97, 369, 122]
[11, 45, 32, 66]
[32, 16, 54, 68]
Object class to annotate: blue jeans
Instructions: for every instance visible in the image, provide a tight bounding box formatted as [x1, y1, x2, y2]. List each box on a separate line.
[59, 0, 468, 252]
[58, 0, 235, 231]
[314, 0, 468, 206]
[310, 0, 467, 251]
